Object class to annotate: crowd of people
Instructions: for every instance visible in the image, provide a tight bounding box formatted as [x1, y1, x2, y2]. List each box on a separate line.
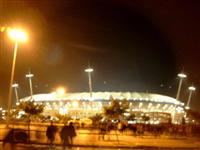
[46, 121, 76, 150]
[98, 121, 196, 139]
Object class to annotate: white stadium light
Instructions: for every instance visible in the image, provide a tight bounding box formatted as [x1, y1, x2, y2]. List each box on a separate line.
[188, 86, 196, 91]
[178, 73, 187, 78]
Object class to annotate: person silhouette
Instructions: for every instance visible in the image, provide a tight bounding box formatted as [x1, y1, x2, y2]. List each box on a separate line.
[60, 124, 70, 150]
[68, 122, 76, 145]
[46, 121, 57, 148]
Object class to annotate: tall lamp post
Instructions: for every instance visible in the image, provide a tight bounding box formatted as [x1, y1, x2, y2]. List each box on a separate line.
[26, 72, 34, 98]
[172, 73, 187, 123]
[7, 28, 27, 126]
[185, 86, 196, 110]
[176, 73, 187, 100]
[85, 68, 93, 99]
[12, 83, 19, 103]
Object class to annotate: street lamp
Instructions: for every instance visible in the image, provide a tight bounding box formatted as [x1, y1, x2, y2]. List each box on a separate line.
[176, 73, 187, 100]
[185, 86, 196, 110]
[172, 72, 187, 123]
[26, 72, 34, 98]
[85, 68, 93, 99]
[12, 83, 19, 103]
[7, 28, 27, 126]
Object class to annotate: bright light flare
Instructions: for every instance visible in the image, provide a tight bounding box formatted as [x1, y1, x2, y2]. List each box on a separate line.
[85, 68, 93, 72]
[26, 73, 34, 78]
[12, 83, 18, 88]
[188, 86, 196, 91]
[178, 73, 187, 78]
[8, 28, 28, 42]
[185, 106, 190, 110]
[56, 87, 66, 96]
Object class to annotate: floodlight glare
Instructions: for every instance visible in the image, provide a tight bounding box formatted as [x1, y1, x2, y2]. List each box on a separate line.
[178, 73, 187, 78]
[85, 68, 93, 72]
[12, 83, 18, 88]
[185, 106, 190, 110]
[8, 28, 28, 42]
[188, 86, 196, 91]
[56, 87, 66, 96]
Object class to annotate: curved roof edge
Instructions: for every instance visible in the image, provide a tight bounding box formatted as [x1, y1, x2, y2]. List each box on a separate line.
[20, 92, 184, 106]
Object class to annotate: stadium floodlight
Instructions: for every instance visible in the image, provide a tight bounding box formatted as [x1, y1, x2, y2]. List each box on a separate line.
[178, 73, 187, 78]
[85, 67, 93, 99]
[26, 72, 34, 97]
[176, 72, 187, 100]
[12, 83, 19, 103]
[8, 28, 28, 42]
[56, 87, 66, 96]
[186, 86, 196, 109]
[7, 28, 28, 127]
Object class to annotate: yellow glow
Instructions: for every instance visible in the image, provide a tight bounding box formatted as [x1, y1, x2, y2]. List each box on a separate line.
[72, 101, 79, 108]
[59, 107, 68, 115]
[139, 102, 143, 108]
[185, 106, 190, 110]
[56, 87, 66, 96]
[8, 28, 28, 42]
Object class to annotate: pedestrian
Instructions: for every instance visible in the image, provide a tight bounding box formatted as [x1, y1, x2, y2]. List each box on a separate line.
[98, 122, 106, 140]
[68, 122, 76, 146]
[3, 129, 28, 150]
[60, 124, 70, 150]
[60, 122, 76, 150]
[46, 121, 58, 148]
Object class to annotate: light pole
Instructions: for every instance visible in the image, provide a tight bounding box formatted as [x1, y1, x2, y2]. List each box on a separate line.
[12, 83, 19, 103]
[185, 86, 196, 110]
[176, 73, 187, 100]
[26, 72, 34, 98]
[7, 28, 27, 126]
[172, 73, 187, 123]
[85, 68, 93, 99]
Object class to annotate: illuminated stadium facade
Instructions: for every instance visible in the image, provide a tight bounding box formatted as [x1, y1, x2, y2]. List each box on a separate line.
[20, 92, 185, 124]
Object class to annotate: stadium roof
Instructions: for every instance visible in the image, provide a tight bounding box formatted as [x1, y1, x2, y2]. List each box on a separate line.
[21, 92, 184, 106]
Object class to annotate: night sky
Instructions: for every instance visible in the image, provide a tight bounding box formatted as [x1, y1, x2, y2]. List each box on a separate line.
[0, 0, 200, 111]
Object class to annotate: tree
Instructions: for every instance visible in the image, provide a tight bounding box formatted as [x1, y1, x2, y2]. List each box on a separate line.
[186, 109, 200, 123]
[89, 114, 103, 126]
[55, 113, 71, 124]
[103, 99, 128, 121]
[17, 100, 44, 118]
[17, 100, 44, 142]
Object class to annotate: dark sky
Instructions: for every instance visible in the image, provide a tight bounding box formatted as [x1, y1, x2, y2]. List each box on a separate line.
[0, 0, 200, 111]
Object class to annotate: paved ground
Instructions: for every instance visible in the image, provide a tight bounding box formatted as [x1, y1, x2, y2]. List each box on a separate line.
[0, 144, 150, 150]
[1, 130, 200, 149]
[0, 124, 200, 149]
[1, 144, 200, 150]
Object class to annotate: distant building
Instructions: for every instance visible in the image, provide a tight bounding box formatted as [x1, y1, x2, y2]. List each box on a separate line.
[20, 92, 185, 124]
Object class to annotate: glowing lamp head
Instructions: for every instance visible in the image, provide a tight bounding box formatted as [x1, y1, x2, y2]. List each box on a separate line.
[26, 73, 34, 78]
[12, 83, 19, 88]
[8, 28, 28, 42]
[56, 87, 66, 96]
[185, 106, 190, 110]
[85, 68, 93, 73]
[188, 86, 196, 91]
[178, 73, 187, 78]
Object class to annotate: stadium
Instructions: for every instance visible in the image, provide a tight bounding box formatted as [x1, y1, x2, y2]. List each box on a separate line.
[20, 92, 185, 124]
